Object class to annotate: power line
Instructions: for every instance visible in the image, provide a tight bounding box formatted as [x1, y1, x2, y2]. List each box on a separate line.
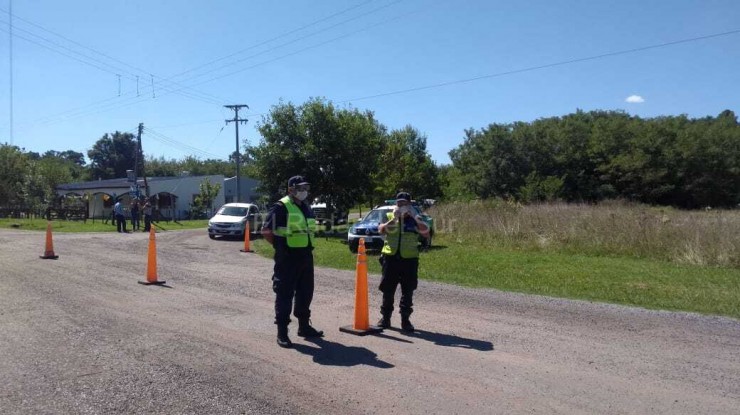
[0, 23, 225, 115]
[166, 0, 403, 87]
[0, 7, 229, 104]
[152, 2, 420, 95]
[0, 1, 404, 130]
[338, 28, 740, 104]
[168, 0, 380, 81]
[0, 23, 227, 130]
[144, 127, 223, 159]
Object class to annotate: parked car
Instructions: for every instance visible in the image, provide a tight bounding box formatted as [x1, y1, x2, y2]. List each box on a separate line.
[347, 202, 434, 253]
[208, 203, 263, 240]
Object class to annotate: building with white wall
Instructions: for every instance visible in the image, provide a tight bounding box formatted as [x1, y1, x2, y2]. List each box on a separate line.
[56, 174, 226, 220]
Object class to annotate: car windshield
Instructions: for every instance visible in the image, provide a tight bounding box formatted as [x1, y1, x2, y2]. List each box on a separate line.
[219, 206, 248, 217]
[363, 208, 393, 223]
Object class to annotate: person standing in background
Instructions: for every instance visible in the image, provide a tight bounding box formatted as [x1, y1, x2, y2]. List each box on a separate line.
[130, 200, 140, 231]
[143, 201, 153, 232]
[113, 199, 127, 233]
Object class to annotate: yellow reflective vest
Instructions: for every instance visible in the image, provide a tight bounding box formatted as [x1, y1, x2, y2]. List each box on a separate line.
[274, 196, 316, 248]
[381, 212, 420, 258]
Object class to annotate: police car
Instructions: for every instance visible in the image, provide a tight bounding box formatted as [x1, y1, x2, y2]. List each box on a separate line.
[347, 201, 434, 253]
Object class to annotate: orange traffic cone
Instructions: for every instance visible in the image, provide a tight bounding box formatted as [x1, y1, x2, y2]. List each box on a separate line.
[138, 227, 166, 286]
[240, 221, 254, 253]
[40, 221, 59, 259]
[340, 238, 383, 335]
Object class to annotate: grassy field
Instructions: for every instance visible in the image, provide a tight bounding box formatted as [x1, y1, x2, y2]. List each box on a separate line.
[251, 235, 740, 319]
[5, 204, 740, 320]
[0, 218, 209, 232]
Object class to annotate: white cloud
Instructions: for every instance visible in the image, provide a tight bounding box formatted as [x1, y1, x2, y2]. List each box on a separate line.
[625, 95, 645, 104]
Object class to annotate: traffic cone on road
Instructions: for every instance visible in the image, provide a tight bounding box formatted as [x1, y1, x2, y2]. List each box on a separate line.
[340, 239, 383, 335]
[138, 227, 166, 286]
[39, 221, 59, 260]
[240, 221, 254, 253]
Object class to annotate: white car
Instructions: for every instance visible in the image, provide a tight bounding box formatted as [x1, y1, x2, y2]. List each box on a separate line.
[208, 203, 263, 239]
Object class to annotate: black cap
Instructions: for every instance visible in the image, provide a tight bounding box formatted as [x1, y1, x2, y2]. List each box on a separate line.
[288, 175, 310, 188]
[395, 191, 411, 202]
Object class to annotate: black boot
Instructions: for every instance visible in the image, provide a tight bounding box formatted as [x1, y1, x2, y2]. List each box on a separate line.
[297, 318, 324, 338]
[401, 316, 415, 332]
[377, 314, 391, 329]
[277, 325, 292, 348]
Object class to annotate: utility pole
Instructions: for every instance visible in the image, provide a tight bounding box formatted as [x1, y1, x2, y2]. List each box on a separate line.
[9, 0, 13, 145]
[136, 123, 150, 198]
[224, 104, 249, 203]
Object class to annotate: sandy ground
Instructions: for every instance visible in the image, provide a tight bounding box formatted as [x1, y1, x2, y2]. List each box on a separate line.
[1, 228, 738, 414]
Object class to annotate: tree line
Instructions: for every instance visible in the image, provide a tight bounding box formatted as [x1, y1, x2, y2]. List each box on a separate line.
[1, 102, 738, 211]
[447, 109, 740, 208]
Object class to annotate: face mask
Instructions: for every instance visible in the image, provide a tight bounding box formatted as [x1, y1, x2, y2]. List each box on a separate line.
[295, 190, 308, 201]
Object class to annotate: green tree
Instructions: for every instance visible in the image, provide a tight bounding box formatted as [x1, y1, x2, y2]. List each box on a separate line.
[145, 155, 180, 177]
[34, 157, 74, 204]
[0, 144, 30, 206]
[250, 98, 384, 212]
[372, 126, 441, 202]
[192, 179, 222, 218]
[87, 131, 138, 180]
[438, 164, 475, 201]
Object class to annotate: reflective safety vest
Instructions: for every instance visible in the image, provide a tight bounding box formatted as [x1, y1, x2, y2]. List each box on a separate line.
[274, 196, 316, 248]
[381, 212, 419, 258]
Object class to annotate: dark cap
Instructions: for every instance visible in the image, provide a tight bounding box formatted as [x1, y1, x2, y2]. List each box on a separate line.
[288, 175, 310, 188]
[395, 191, 411, 202]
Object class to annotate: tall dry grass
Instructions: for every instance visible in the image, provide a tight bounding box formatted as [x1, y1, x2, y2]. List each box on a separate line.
[429, 200, 740, 267]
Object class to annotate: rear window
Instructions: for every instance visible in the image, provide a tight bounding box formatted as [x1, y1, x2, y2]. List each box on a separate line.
[219, 206, 248, 216]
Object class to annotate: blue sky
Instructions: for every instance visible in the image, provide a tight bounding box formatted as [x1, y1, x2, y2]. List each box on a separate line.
[1, 0, 739, 165]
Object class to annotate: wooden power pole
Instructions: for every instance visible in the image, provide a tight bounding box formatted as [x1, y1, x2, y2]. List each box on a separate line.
[224, 105, 249, 203]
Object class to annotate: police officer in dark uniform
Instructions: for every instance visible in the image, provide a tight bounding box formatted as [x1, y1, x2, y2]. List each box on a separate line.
[262, 175, 324, 348]
[377, 192, 430, 332]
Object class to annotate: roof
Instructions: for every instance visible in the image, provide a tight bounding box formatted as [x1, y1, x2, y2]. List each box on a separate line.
[220, 203, 257, 208]
[57, 176, 219, 191]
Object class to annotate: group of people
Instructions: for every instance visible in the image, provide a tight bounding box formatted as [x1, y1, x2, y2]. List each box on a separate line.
[112, 198, 154, 233]
[262, 175, 430, 348]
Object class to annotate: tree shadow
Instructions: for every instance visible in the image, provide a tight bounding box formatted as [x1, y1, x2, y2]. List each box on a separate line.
[292, 337, 394, 368]
[396, 329, 493, 351]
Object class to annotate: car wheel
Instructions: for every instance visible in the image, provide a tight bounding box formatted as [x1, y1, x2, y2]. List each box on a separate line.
[209, 234, 216, 240]
[349, 243, 358, 253]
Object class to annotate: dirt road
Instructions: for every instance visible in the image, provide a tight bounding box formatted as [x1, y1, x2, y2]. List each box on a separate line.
[1, 228, 738, 414]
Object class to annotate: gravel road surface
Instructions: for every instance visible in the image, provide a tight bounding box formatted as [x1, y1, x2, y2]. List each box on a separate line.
[1, 228, 738, 414]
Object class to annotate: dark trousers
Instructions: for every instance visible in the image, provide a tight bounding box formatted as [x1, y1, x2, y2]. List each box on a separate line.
[144, 215, 152, 232]
[115, 214, 127, 233]
[131, 213, 139, 230]
[379, 255, 419, 317]
[272, 249, 314, 326]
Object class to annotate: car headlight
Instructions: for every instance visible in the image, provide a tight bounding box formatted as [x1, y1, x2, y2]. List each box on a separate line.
[208, 220, 214, 227]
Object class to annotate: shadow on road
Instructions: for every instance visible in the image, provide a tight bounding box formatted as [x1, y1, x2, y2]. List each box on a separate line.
[292, 337, 394, 368]
[396, 329, 493, 351]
